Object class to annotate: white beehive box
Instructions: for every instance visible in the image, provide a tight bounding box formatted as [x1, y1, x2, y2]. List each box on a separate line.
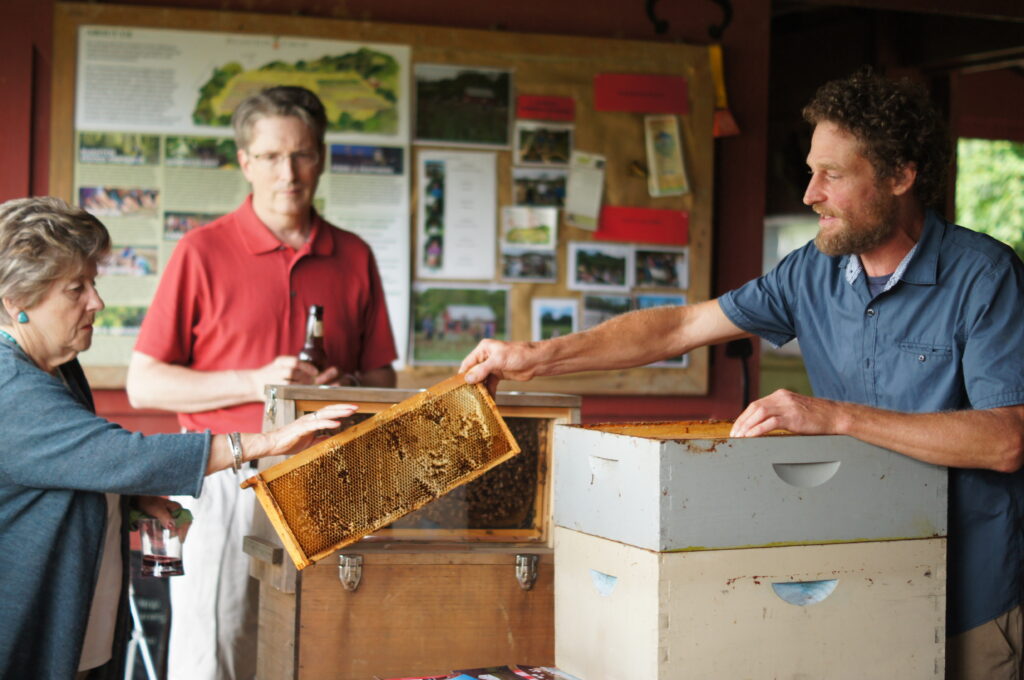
[553, 421, 947, 552]
[554, 526, 946, 680]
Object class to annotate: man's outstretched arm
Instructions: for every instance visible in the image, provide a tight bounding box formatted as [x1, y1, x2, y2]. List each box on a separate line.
[126, 350, 337, 413]
[731, 389, 1024, 472]
[460, 299, 750, 392]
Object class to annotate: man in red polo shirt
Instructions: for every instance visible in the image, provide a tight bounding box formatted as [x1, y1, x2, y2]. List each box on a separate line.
[127, 86, 397, 680]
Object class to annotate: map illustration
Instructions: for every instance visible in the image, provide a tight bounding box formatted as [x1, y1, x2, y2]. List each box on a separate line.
[192, 47, 400, 134]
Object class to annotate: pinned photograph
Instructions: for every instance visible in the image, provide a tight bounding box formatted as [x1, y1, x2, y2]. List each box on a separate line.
[532, 298, 579, 342]
[644, 114, 690, 197]
[513, 168, 567, 207]
[568, 242, 633, 292]
[635, 293, 689, 367]
[635, 245, 689, 289]
[564, 152, 605, 230]
[79, 187, 159, 218]
[421, 159, 446, 271]
[411, 284, 509, 365]
[582, 294, 632, 330]
[94, 306, 147, 336]
[165, 136, 238, 169]
[415, 64, 512, 147]
[99, 245, 158, 277]
[500, 247, 557, 283]
[164, 211, 221, 241]
[78, 132, 159, 166]
[514, 121, 573, 166]
[501, 206, 558, 250]
[330, 144, 403, 175]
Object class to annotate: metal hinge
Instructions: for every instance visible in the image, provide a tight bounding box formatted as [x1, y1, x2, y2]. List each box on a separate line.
[515, 554, 538, 591]
[338, 554, 363, 592]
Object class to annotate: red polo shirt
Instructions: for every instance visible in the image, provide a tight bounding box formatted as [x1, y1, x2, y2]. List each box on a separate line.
[135, 196, 397, 433]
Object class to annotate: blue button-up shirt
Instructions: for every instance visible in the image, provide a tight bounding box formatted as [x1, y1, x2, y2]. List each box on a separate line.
[720, 210, 1024, 634]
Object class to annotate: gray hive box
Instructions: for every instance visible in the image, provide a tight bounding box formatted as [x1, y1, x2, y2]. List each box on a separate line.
[553, 421, 947, 552]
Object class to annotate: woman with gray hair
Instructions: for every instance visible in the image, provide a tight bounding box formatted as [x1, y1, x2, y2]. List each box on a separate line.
[0, 196, 356, 679]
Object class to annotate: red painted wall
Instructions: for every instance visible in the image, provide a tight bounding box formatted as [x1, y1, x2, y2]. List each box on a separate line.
[2, 0, 771, 431]
[952, 68, 1024, 143]
[0, 1, 51, 200]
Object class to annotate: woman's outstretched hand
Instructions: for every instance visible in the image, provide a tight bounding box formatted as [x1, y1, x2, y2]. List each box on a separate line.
[255, 403, 360, 458]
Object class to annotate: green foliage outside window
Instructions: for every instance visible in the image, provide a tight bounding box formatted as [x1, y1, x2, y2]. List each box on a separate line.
[955, 138, 1024, 260]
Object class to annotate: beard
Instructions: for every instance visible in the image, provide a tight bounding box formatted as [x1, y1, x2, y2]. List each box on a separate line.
[813, 191, 899, 257]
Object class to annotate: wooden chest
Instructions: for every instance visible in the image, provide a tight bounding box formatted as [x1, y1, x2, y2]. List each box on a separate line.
[246, 385, 579, 680]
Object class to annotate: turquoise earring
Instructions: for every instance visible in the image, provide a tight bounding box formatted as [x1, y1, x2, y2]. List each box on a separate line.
[17, 311, 28, 324]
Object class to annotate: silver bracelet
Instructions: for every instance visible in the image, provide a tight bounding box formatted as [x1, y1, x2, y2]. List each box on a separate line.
[228, 432, 244, 471]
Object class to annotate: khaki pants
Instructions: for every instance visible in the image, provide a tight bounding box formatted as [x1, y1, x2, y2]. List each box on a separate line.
[167, 467, 258, 680]
[948, 604, 1024, 680]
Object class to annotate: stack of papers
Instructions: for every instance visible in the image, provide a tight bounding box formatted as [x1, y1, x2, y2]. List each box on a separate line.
[376, 665, 583, 680]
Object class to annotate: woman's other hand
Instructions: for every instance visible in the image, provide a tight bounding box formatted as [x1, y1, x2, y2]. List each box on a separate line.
[135, 495, 181, 530]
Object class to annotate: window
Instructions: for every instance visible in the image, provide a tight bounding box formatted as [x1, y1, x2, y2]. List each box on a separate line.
[955, 138, 1024, 260]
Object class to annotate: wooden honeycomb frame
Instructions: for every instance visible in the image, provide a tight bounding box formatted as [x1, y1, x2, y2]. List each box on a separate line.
[241, 375, 520, 569]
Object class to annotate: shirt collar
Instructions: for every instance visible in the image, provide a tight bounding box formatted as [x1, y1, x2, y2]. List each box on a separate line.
[841, 210, 943, 290]
[899, 209, 943, 286]
[233, 194, 334, 257]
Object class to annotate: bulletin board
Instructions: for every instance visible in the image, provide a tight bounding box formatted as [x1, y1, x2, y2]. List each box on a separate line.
[50, 2, 713, 395]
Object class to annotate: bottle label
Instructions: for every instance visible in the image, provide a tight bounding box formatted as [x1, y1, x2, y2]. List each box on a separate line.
[313, 320, 323, 337]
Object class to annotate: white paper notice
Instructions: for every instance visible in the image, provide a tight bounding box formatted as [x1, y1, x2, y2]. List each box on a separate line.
[75, 26, 411, 144]
[417, 150, 497, 280]
[324, 144, 411, 368]
[565, 151, 606, 231]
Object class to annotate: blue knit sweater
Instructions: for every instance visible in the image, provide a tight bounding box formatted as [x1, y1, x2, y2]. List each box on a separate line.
[0, 339, 210, 678]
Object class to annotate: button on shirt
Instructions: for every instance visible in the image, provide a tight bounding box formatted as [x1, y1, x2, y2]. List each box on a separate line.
[719, 211, 1024, 635]
[135, 196, 397, 434]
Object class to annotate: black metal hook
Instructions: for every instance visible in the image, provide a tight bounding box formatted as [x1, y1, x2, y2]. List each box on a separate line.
[645, 0, 670, 35]
[725, 338, 753, 409]
[708, 0, 733, 41]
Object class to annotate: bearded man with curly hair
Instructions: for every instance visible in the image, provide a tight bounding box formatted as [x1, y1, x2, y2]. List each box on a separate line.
[459, 68, 1024, 679]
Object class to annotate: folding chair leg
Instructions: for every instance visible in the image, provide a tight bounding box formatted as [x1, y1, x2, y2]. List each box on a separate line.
[125, 583, 160, 680]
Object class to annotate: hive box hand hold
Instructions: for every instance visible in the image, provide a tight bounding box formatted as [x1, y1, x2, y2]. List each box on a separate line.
[241, 374, 520, 569]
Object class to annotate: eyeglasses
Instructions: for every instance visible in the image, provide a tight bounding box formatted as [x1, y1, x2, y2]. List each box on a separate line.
[247, 150, 321, 170]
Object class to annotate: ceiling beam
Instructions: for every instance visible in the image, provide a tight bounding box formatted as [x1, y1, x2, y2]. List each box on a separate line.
[787, 0, 1024, 22]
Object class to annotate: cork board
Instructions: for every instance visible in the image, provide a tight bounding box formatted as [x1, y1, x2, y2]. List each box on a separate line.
[51, 2, 713, 395]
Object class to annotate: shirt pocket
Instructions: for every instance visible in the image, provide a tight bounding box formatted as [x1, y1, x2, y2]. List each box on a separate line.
[880, 340, 960, 412]
[897, 340, 953, 366]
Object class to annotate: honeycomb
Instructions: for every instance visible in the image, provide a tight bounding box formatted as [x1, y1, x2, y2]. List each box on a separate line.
[241, 375, 520, 569]
[389, 416, 545, 531]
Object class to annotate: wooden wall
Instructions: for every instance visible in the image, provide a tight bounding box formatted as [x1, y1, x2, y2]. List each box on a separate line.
[1, 0, 771, 430]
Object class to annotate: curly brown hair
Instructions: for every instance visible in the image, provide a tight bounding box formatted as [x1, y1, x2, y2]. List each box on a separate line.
[802, 67, 950, 211]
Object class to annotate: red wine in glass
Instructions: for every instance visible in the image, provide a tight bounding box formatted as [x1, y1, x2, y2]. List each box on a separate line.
[141, 554, 184, 577]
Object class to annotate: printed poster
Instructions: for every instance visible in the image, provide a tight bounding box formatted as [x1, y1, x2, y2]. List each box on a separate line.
[416, 150, 497, 281]
[644, 114, 689, 196]
[72, 25, 411, 367]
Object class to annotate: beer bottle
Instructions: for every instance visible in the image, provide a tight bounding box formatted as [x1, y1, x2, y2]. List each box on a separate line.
[298, 304, 327, 371]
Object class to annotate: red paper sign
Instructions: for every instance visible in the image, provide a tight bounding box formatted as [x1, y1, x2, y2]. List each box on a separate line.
[593, 73, 689, 114]
[595, 206, 689, 246]
[516, 95, 575, 121]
